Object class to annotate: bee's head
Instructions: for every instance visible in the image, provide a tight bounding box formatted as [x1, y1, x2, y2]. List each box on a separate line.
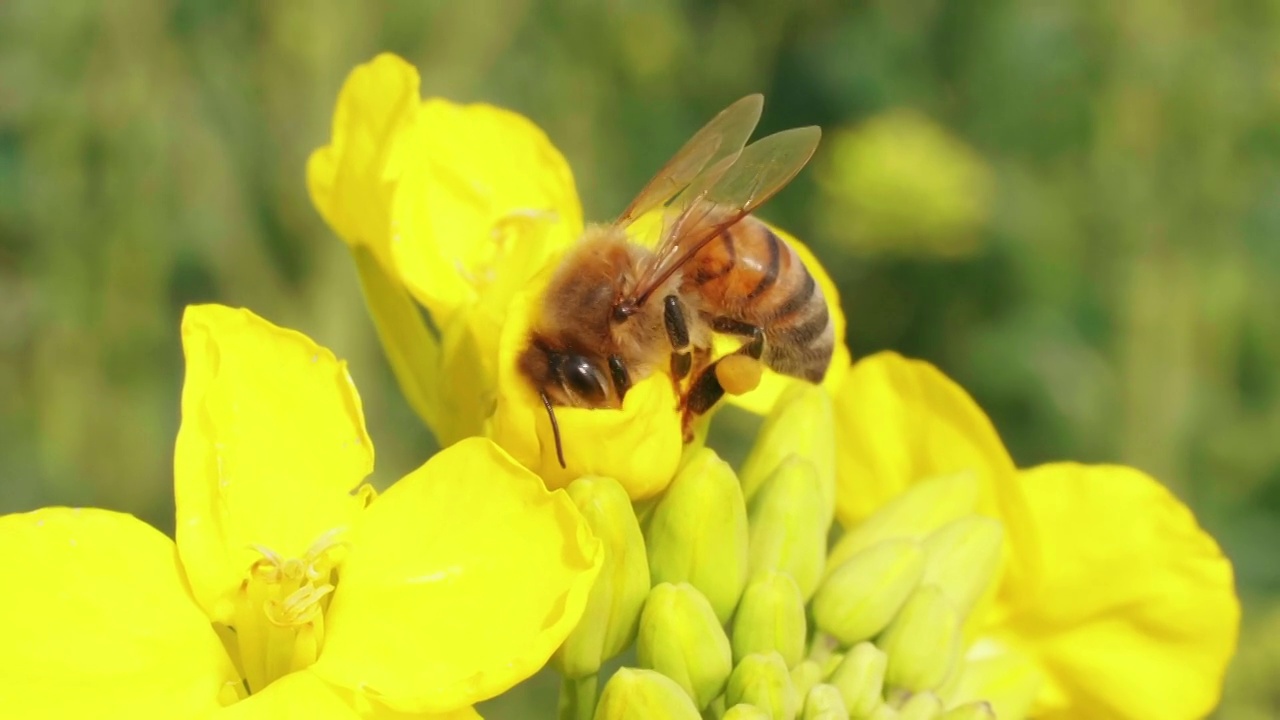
[518, 335, 633, 468]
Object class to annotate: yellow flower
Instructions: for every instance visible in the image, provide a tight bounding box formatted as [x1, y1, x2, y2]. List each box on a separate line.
[308, 53, 849, 498]
[815, 110, 994, 258]
[831, 351, 1240, 719]
[0, 304, 601, 718]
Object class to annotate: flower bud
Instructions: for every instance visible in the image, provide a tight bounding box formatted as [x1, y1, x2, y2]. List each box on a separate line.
[646, 448, 749, 623]
[813, 540, 925, 644]
[726, 652, 801, 720]
[896, 692, 943, 720]
[593, 667, 701, 720]
[880, 585, 961, 692]
[747, 456, 829, 599]
[732, 571, 807, 667]
[554, 476, 650, 678]
[921, 517, 1002, 620]
[801, 684, 849, 720]
[940, 701, 996, 720]
[636, 582, 733, 709]
[867, 705, 900, 720]
[827, 473, 979, 575]
[827, 642, 887, 718]
[941, 650, 1041, 720]
[740, 383, 836, 518]
[722, 704, 772, 720]
[790, 660, 825, 702]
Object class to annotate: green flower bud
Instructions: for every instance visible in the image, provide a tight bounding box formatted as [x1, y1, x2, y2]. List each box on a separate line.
[813, 540, 925, 644]
[722, 704, 772, 720]
[921, 516, 1002, 620]
[647, 448, 749, 623]
[801, 684, 849, 720]
[880, 585, 961, 692]
[940, 701, 996, 720]
[827, 642, 887, 718]
[554, 476, 650, 678]
[732, 571, 807, 667]
[790, 660, 825, 702]
[740, 383, 836, 518]
[941, 651, 1041, 720]
[747, 456, 829, 599]
[896, 692, 943, 720]
[827, 473, 979, 575]
[592, 667, 701, 720]
[637, 582, 733, 709]
[726, 652, 801, 720]
[867, 705, 900, 720]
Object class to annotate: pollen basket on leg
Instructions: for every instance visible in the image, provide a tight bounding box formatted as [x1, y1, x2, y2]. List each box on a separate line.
[234, 527, 348, 694]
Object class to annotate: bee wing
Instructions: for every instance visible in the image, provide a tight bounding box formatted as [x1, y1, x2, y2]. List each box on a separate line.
[613, 94, 764, 227]
[625, 124, 822, 307]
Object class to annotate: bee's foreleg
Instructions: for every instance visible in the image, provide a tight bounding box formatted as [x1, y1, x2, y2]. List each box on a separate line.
[664, 294, 694, 381]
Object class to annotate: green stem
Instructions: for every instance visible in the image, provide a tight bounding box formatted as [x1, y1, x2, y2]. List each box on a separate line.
[558, 673, 599, 720]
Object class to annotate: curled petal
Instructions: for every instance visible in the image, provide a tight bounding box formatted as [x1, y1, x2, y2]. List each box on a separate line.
[391, 98, 584, 329]
[0, 508, 236, 718]
[175, 305, 371, 622]
[831, 352, 1037, 587]
[314, 438, 602, 713]
[307, 52, 420, 267]
[489, 282, 683, 499]
[997, 463, 1239, 720]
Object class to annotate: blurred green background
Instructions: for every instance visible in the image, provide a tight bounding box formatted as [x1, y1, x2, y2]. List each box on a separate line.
[1, 1, 1277, 716]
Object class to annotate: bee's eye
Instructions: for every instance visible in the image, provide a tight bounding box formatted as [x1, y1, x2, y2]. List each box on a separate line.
[562, 355, 609, 404]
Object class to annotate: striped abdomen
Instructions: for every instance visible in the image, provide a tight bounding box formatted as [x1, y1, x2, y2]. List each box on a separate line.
[681, 216, 835, 382]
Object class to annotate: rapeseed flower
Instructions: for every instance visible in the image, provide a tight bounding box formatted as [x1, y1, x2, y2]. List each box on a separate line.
[308, 53, 1239, 720]
[831, 352, 1240, 719]
[0, 304, 601, 717]
[308, 53, 849, 498]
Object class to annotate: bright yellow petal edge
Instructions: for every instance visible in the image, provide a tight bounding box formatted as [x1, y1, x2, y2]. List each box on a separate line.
[0, 508, 237, 718]
[306, 52, 420, 267]
[315, 438, 603, 713]
[214, 670, 482, 720]
[390, 97, 585, 327]
[175, 304, 373, 624]
[995, 463, 1240, 720]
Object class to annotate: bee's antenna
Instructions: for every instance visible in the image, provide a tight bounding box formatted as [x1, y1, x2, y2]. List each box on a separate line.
[540, 390, 567, 468]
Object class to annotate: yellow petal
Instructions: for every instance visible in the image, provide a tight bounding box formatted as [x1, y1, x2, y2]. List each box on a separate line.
[349, 245, 445, 440]
[390, 98, 584, 329]
[831, 352, 1037, 587]
[216, 670, 481, 720]
[995, 463, 1239, 720]
[313, 438, 602, 713]
[0, 508, 236, 718]
[720, 223, 851, 415]
[488, 280, 683, 499]
[175, 305, 372, 622]
[307, 52, 420, 268]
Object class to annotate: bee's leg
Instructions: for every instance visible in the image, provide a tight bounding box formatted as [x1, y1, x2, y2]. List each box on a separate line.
[664, 295, 694, 388]
[608, 354, 631, 400]
[681, 320, 764, 440]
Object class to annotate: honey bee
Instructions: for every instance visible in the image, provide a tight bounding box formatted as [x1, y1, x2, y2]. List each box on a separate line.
[518, 95, 834, 467]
